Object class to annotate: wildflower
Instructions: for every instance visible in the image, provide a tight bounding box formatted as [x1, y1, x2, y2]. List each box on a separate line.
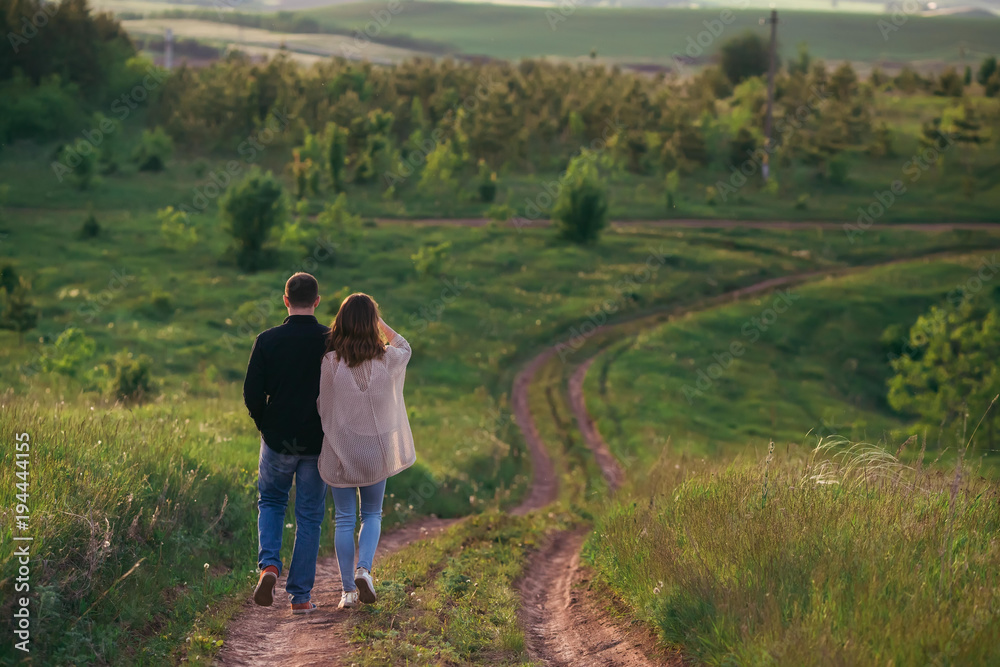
[204, 563, 210, 569]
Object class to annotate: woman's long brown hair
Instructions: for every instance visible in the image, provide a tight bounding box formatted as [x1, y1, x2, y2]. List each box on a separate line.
[326, 293, 387, 367]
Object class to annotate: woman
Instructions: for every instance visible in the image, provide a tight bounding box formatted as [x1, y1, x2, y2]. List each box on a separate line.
[317, 293, 415, 610]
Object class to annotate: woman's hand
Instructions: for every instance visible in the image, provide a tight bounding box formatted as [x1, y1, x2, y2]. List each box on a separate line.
[378, 318, 396, 343]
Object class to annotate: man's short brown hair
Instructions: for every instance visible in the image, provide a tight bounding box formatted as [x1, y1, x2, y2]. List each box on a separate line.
[285, 272, 319, 308]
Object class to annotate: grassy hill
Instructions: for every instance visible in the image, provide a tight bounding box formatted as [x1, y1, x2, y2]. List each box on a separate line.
[584, 253, 1000, 465]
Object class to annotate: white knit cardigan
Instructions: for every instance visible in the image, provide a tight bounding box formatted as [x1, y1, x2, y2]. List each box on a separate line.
[316, 328, 416, 488]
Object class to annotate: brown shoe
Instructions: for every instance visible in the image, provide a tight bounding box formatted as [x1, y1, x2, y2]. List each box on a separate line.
[254, 566, 279, 606]
[291, 602, 317, 615]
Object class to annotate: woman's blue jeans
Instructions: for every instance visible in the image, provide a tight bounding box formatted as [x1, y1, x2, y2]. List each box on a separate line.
[330, 480, 386, 592]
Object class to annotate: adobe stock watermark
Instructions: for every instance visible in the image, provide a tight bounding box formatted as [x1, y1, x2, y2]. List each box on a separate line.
[78, 268, 136, 324]
[406, 276, 472, 333]
[877, 0, 921, 41]
[681, 289, 801, 403]
[7, 0, 58, 53]
[51, 67, 169, 182]
[668, 0, 751, 76]
[554, 242, 672, 362]
[339, 0, 408, 59]
[511, 116, 625, 231]
[11, 431, 32, 654]
[885, 254, 999, 364]
[178, 107, 293, 218]
[843, 130, 955, 243]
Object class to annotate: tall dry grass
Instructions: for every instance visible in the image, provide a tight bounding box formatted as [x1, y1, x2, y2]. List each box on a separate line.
[588, 438, 1000, 665]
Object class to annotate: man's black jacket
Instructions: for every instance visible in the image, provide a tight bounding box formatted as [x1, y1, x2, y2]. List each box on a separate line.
[243, 314, 330, 455]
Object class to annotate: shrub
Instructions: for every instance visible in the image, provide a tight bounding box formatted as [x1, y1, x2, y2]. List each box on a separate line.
[132, 126, 174, 172]
[0, 275, 38, 344]
[323, 122, 349, 191]
[828, 155, 851, 185]
[665, 169, 680, 215]
[977, 55, 997, 86]
[106, 351, 156, 403]
[485, 203, 515, 227]
[158, 206, 198, 250]
[704, 185, 718, 206]
[61, 142, 98, 190]
[219, 167, 287, 272]
[552, 150, 608, 244]
[142, 291, 175, 321]
[477, 159, 497, 203]
[39, 328, 96, 377]
[728, 127, 757, 167]
[795, 193, 810, 210]
[720, 33, 769, 85]
[80, 212, 101, 239]
[411, 241, 451, 278]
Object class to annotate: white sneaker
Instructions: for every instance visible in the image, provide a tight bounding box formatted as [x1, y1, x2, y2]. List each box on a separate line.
[355, 567, 377, 604]
[338, 590, 359, 609]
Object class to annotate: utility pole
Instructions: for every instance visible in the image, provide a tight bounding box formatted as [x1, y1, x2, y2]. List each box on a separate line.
[762, 9, 778, 181]
[164, 27, 174, 70]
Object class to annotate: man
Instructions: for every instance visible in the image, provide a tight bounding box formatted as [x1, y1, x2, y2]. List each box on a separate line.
[244, 272, 329, 615]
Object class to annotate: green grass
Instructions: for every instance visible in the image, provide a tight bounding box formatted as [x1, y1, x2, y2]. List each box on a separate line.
[4, 121, 1000, 661]
[301, 3, 999, 65]
[587, 445, 1000, 666]
[584, 254, 1000, 466]
[347, 510, 573, 665]
[0, 399, 258, 665]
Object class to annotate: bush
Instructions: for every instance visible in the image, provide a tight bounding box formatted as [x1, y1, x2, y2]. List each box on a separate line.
[411, 241, 451, 278]
[158, 206, 198, 250]
[0, 275, 38, 344]
[665, 169, 680, 215]
[552, 150, 608, 244]
[80, 212, 101, 239]
[485, 203, 515, 227]
[132, 126, 174, 172]
[39, 328, 97, 377]
[728, 127, 757, 167]
[106, 351, 156, 403]
[219, 167, 287, 272]
[704, 185, 718, 206]
[828, 155, 851, 185]
[477, 159, 497, 203]
[720, 33, 769, 85]
[142, 291, 175, 321]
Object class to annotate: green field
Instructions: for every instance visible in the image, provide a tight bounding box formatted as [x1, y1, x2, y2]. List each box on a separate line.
[301, 2, 998, 66]
[584, 254, 1000, 466]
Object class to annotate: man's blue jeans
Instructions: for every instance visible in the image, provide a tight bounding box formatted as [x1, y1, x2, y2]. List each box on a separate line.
[331, 480, 386, 592]
[257, 440, 327, 604]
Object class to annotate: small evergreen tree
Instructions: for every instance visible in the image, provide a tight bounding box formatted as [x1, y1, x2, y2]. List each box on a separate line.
[0, 275, 38, 344]
[552, 150, 608, 244]
[219, 167, 287, 272]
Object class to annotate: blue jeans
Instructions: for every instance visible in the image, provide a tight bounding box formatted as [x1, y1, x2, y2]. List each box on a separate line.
[257, 440, 327, 604]
[331, 480, 386, 592]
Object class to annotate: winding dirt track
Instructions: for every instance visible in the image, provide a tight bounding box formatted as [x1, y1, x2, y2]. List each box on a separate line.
[220, 248, 995, 666]
[374, 217, 1000, 231]
[218, 348, 561, 666]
